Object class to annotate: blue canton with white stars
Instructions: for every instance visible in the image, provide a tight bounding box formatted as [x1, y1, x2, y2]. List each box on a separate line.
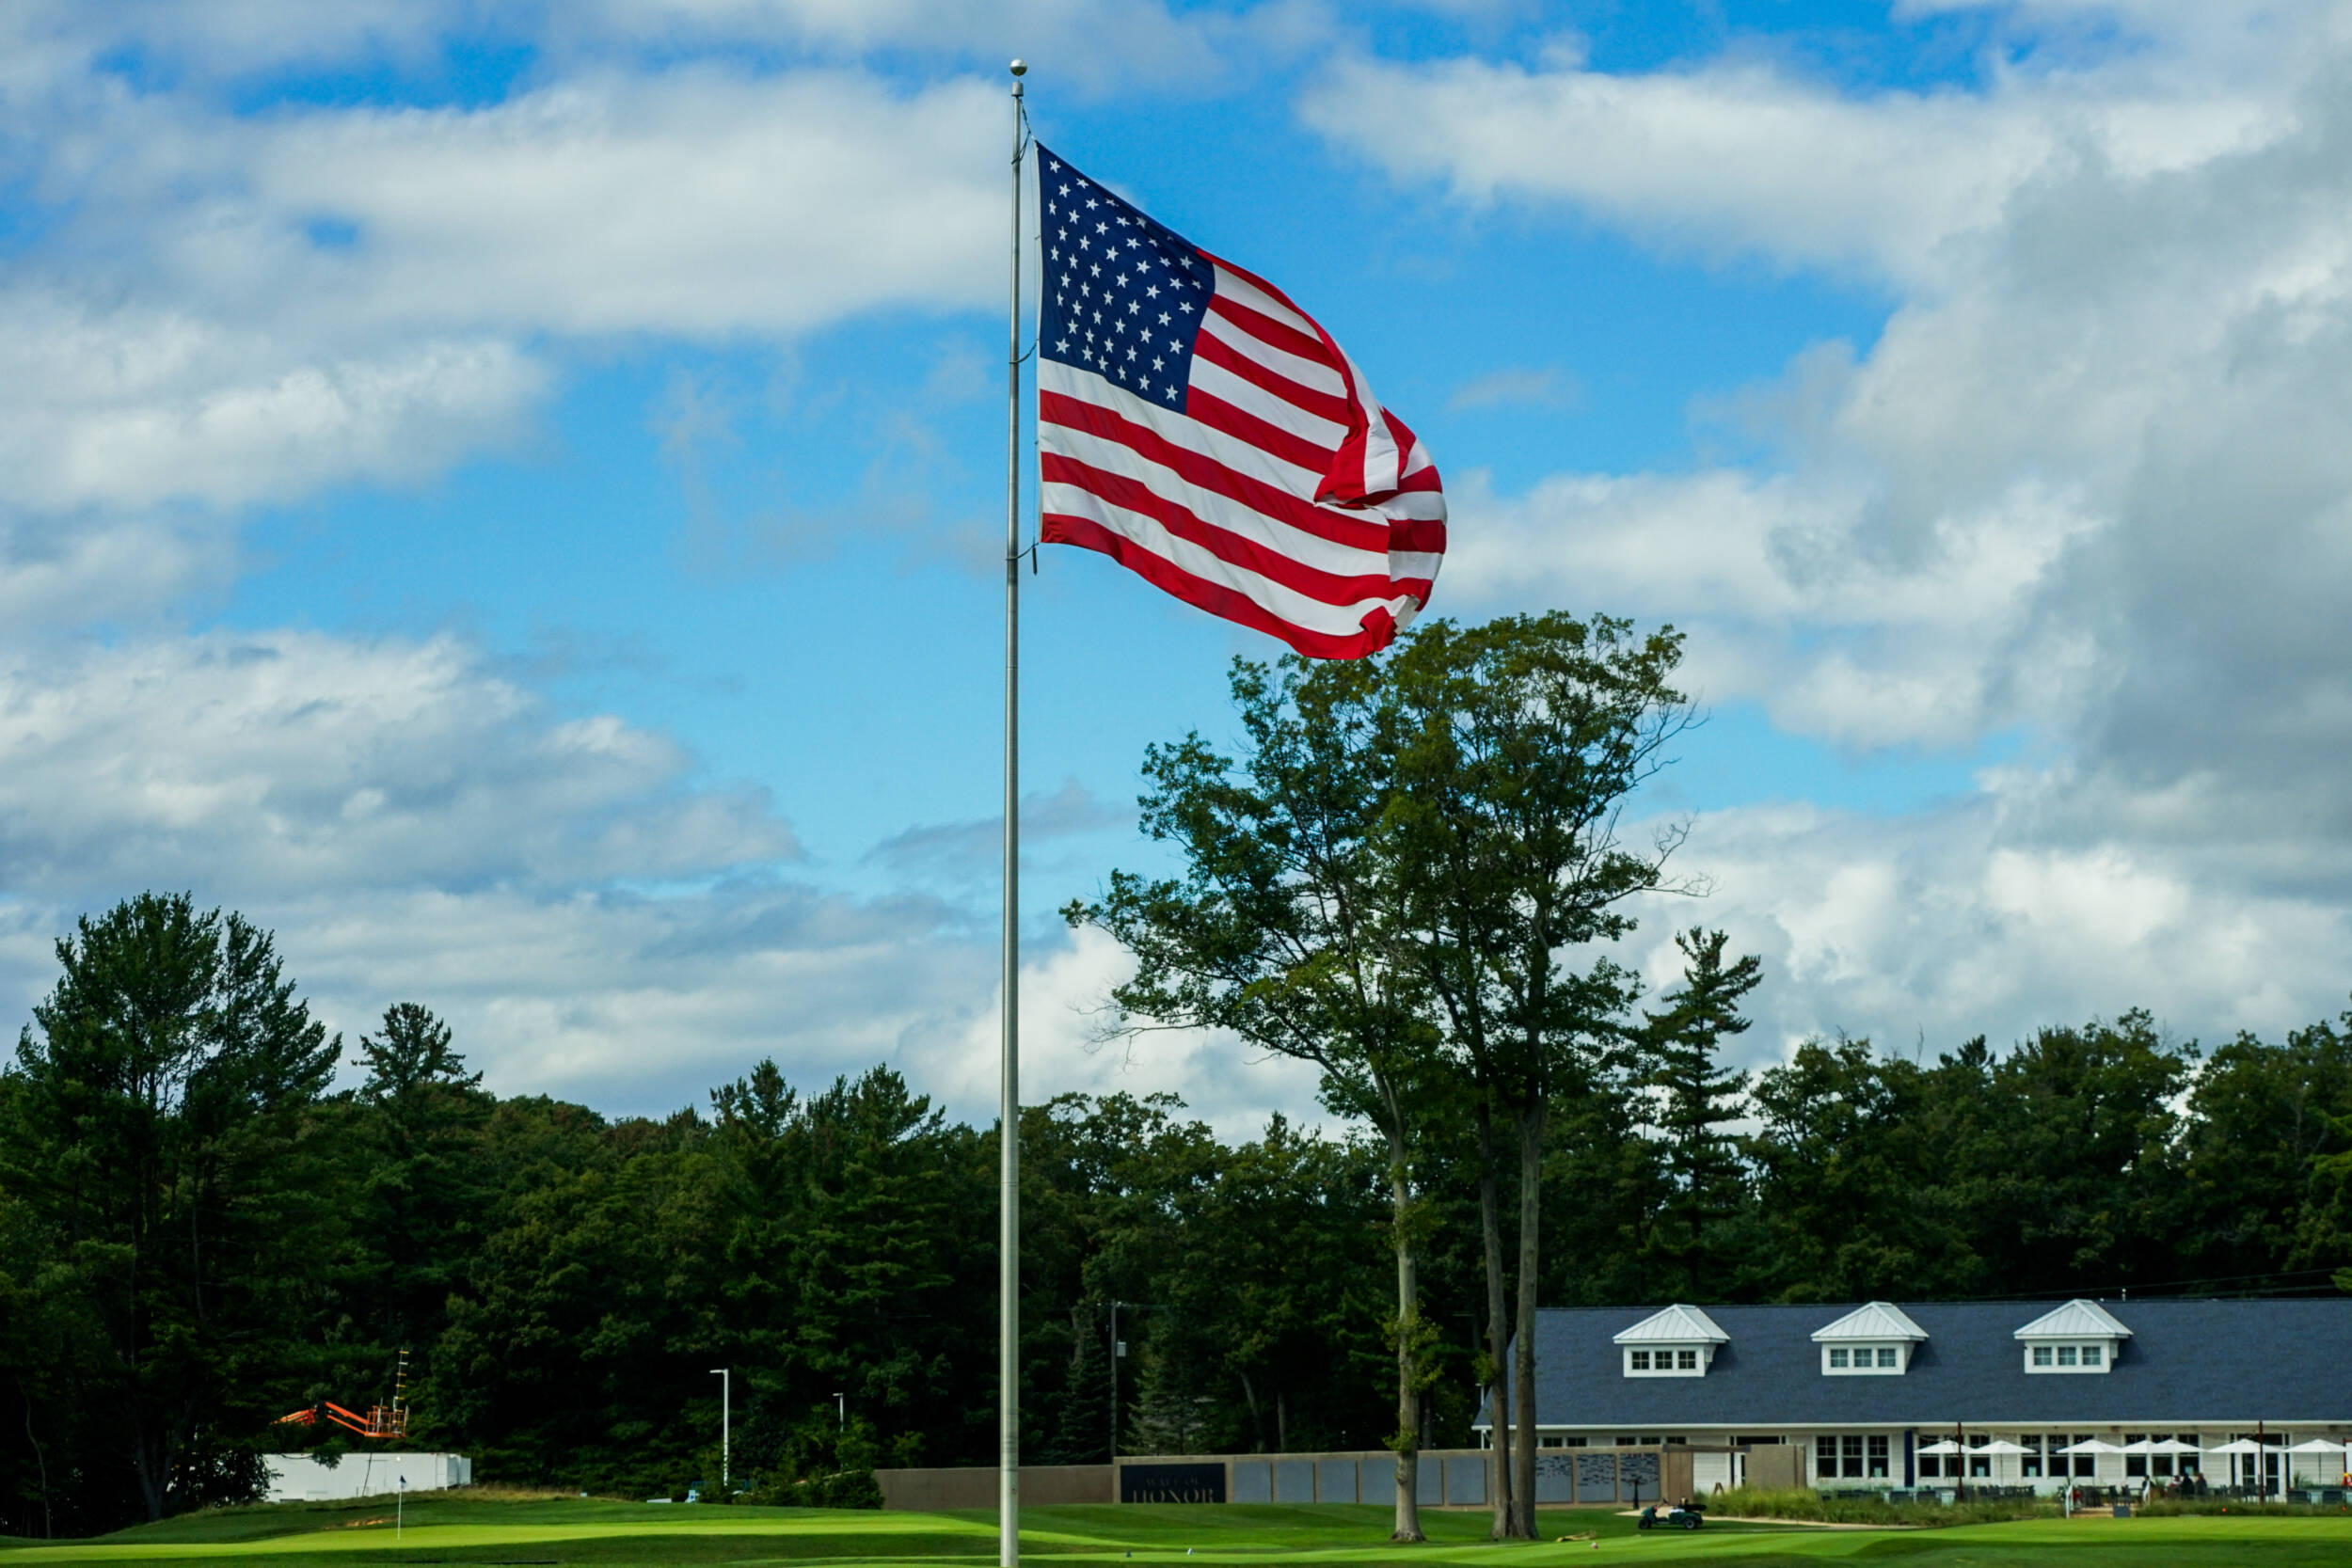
[1037, 144, 1216, 411]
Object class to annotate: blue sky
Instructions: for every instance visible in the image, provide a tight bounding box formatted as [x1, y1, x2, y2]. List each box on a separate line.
[5, 0, 2350, 1128]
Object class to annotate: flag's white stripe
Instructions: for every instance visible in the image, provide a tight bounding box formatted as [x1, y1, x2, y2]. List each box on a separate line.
[1209, 262, 1324, 343]
[1043, 360, 1444, 526]
[1044, 482, 1422, 637]
[1389, 551, 1444, 579]
[1185, 356, 1348, 452]
[1379, 489, 1448, 522]
[1338, 349, 1402, 499]
[1041, 360, 1324, 498]
[1197, 308, 1346, 400]
[1048, 420, 1399, 579]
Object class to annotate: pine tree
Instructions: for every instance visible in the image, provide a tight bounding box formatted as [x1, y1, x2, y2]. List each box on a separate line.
[1040, 1305, 1115, 1464]
[1637, 927, 1761, 1298]
[1123, 1341, 1215, 1457]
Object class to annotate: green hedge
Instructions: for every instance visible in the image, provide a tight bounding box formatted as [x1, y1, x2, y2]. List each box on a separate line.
[1700, 1485, 2057, 1528]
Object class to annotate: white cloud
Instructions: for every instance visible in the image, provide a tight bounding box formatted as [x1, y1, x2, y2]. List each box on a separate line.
[0, 294, 544, 515]
[1627, 787, 2352, 1069]
[1318, 7, 2352, 1053]
[1301, 25, 2296, 291]
[909, 924, 1327, 1135]
[1448, 363, 1577, 411]
[0, 630, 796, 899]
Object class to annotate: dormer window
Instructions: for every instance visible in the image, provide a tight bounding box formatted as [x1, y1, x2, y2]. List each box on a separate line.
[1613, 1305, 1727, 1379]
[2015, 1299, 2130, 1374]
[1812, 1302, 1926, 1376]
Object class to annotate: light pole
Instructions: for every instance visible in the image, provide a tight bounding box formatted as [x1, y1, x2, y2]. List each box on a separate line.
[1107, 1302, 1160, 1459]
[834, 1392, 845, 1429]
[709, 1369, 730, 1493]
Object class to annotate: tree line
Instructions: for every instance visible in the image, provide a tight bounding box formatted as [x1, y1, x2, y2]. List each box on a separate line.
[4, 613, 2350, 1539]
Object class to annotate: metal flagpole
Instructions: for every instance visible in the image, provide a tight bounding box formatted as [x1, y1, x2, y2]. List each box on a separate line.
[1000, 55, 1028, 1568]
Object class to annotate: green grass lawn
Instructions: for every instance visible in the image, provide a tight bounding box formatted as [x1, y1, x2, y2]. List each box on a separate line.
[3, 1497, 2349, 1567]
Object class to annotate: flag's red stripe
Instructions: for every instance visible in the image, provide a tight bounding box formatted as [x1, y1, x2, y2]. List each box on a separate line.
[1041, 453, 1437, 608]
[1181, 386, 1342, 481]
[1205, 292, 1331, 369]
[1191, 331, 1353, 428]
[1042, 513, 1403, 659]
[1390, 515, 1448, 554]
[1041, 388, 1385, 552]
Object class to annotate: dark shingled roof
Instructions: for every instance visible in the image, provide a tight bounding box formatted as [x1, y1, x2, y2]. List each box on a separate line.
[1483, 1299, 2352, 1429]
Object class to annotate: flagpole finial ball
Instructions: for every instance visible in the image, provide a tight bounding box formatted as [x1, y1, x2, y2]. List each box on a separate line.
[1009, 59, 1026, 76]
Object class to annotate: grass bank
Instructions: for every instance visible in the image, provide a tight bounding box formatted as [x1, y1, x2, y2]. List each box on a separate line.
[3, 1494, 2350, 1566]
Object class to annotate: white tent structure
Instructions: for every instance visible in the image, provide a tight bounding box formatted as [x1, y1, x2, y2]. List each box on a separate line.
[2289, 1438, 2344, 1488]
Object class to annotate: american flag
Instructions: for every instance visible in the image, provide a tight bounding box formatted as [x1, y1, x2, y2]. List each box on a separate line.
[1034, 146, 1445, 660]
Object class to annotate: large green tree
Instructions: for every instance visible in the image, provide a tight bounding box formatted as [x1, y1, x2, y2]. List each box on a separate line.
[1071, 652, 1445, 1540]
[1376, 612, 1689, 1537]
[0, 894, 340, 1523]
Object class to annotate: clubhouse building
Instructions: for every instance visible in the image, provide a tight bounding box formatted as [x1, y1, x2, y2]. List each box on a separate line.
[1482, 1298, 2352, 1495]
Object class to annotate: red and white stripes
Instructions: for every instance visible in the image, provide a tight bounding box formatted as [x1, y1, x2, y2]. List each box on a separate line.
[1040, 252, 1444, 660]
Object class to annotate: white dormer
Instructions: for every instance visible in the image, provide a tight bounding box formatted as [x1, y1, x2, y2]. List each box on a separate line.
[1613, 1304, 1728, 1377]
[2014, 1298, 2131, 1374]
[1811, 1301, 1927, 1375]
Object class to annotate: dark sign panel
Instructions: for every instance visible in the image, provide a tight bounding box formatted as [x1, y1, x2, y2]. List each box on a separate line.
[1120, 1463, 1227, 1504]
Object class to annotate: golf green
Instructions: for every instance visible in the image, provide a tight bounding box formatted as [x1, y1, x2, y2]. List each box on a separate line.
[4, 1499, 2348, 1566]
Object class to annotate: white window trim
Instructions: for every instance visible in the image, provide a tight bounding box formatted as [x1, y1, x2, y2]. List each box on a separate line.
[1820, 1342, 1910, 1375]
[2021, 1338, 2118, 1373]
[1623, 1344, 1711, 1377]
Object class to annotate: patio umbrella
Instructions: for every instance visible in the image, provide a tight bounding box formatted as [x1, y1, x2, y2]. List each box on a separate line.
[2057, 1440, 2125, 1456]
[2205, 1439, 2266, 1455]
[1977, 1441, 2029, 1455]
[2146, 1439, 2202, 1455]
[2288, 1439, 2343, 1455]
[1915, 1440, 1962, 1455]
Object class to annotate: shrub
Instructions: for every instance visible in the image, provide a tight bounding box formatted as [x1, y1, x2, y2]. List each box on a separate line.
[1704, 1485, 2057, 1528]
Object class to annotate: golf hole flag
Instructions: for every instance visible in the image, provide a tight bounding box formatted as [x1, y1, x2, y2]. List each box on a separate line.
[1036, 146, 1445, 659]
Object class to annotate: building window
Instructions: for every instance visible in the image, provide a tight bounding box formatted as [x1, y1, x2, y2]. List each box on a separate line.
[2020, 1435, 2043, 1478]
[1919, 1451, 1941, 1480]
[1816, 1436, 1836, 1480]
[2082, 1344, 2103, 1367]
[1876, 1347, 1898, 1368]
[2057, 1346, 2078, 1366]
[1842, 1435, 1865, 1478]
[1617, 1436, 1639, 1448]
[2032, 1346, 2053, 1367]
[1868, 1436, 1889, 1479]
[2177, 1434, 2201, 1476]
[2072, 1434, 2095, 1479]
[1829, 1348, 1850, 1369]
[2124, 1434, 2147, 1479]
[1629, 1350, 1650, 1370]
[1968, 1435, 1991, 1479]
[1676, 1349, 1696, 1370]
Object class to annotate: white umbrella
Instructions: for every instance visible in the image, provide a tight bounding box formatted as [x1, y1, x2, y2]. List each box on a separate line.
[2288, 1439, 2343, 1455]
[1915, 1440, 1962, 1455]
[1977, 1441, 2029, 1455]
[2205, 1439, 2266, 1455]
[2146, 1439, 2202, 1455]
[2058, 1440, 2124, 1456]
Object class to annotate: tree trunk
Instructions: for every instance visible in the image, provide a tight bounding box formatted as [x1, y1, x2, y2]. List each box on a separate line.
[22, 1391, 51, 1539]
[1387, 1126, 1425, 1542]
[1513, 1096, 1545, 1537]
[1474, 1096, 1517, 1538]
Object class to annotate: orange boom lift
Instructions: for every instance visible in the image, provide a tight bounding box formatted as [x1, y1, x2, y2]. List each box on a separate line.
[273, 1350, 410, 1441]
